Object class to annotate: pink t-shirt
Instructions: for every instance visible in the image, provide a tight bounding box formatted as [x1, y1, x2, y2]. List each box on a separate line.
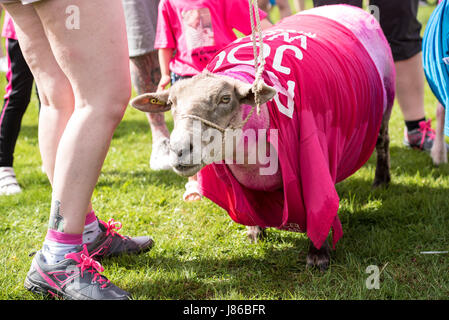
[2, 12, 17, 40]
[154, 0, 267, 76]
[198, 6, 395, 250]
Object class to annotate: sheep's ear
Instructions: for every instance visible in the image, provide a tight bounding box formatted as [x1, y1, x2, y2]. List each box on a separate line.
[130, 90, 171, 113]
[234, 80, 276, 106]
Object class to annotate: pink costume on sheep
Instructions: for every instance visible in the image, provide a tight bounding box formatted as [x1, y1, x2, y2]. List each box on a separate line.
[197, 5, 396, 249]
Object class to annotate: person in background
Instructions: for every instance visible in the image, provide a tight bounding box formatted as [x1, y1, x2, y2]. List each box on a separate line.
[155, 0, 272, 202]
[313, 0, 442, 153]
[122, 0, 171, 171]
[0, 11, 38, 195]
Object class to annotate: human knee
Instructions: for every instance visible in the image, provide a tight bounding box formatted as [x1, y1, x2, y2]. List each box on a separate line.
[83, 81, 131, 125]
[36, 74, 74, 111]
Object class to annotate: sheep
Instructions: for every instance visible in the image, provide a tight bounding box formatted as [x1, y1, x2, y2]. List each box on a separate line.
[131, 5, 397, 270]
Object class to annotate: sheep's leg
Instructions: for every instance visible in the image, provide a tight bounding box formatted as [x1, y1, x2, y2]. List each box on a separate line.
[430, 103, 447, 165]
[246, 226, 266, 243]
[373, 108, 392, 188]
[306, 240, 330, 272]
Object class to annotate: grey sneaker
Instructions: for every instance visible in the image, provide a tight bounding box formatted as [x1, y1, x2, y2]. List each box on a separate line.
[24, 246, 130, 300]
[403, 119, 438, 152]
[86, 218, 154, 259]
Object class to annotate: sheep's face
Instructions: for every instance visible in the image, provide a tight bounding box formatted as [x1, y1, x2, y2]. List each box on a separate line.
[131, 71, 276, 176]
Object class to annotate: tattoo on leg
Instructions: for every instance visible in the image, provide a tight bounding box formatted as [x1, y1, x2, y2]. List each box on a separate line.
[48, 200, 64, 232]
[130, 52, 161, 94]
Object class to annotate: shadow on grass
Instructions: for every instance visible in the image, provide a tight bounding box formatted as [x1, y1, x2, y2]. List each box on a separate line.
[364, 145, 449, 179]
[337, 174, 449, 224]
[108, 173, 449, 299]
[107, 233, 312, 299]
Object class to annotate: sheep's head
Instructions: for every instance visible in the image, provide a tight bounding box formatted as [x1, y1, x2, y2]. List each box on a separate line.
[131, 71, 276, 176]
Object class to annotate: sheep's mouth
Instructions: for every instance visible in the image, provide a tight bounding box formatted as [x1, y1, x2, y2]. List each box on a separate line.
[173, 163, 202, 176]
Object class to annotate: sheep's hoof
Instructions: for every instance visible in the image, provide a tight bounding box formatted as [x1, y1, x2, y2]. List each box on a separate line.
[372, 168, 390, 189]
[306, 241, 330, 272]
[246, 226, 266, 243]
[372, 176, 390, 189]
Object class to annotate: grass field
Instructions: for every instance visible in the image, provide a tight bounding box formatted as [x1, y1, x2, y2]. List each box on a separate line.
[0, 1, 448, 300]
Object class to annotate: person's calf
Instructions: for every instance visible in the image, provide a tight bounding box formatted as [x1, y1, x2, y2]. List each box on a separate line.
[430, 103, 447, 165]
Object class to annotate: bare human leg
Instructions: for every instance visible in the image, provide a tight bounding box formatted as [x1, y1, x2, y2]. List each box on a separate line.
[6, 0, 136, 300]
[397, 52, 443, 153]
[431, 103, 447, 165]
[395, 53, 426, 122]
[5, 0, 130, 236]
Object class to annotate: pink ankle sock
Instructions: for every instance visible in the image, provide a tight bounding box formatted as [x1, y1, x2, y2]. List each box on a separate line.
[42, 230, 83, 264]
[83, 210, 101, 244]
[45, 229, 83, 245]
[85, 210, 97, 225]
[41, 210, 99, 264]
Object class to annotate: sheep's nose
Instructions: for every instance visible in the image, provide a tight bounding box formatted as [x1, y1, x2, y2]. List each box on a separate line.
[169, 136, 195, 161]
[171, 142, 192, 158]
[178, 143, 193, 157]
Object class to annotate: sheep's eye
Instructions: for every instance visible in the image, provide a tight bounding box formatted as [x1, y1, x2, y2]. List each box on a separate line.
[150, 98, 165, 106]
[220, 95, 231, 104]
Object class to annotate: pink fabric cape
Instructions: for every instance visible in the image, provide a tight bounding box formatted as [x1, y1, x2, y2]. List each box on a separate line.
[197, 6, 393, 249]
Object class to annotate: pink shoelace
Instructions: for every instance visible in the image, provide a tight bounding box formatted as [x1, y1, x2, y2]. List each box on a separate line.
[101, 218, 125, 239]
[65, 245, 110, 288]
[418, 119, 436, 148]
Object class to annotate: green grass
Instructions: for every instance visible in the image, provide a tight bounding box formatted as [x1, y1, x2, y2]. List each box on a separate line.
[0, 1, 448, 300]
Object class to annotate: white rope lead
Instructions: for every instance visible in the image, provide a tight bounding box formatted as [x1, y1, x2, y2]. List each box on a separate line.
[248, 0, 266, 115]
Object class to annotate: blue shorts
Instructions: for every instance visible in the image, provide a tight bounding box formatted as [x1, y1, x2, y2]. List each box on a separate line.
[423, 0, 449, 135]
